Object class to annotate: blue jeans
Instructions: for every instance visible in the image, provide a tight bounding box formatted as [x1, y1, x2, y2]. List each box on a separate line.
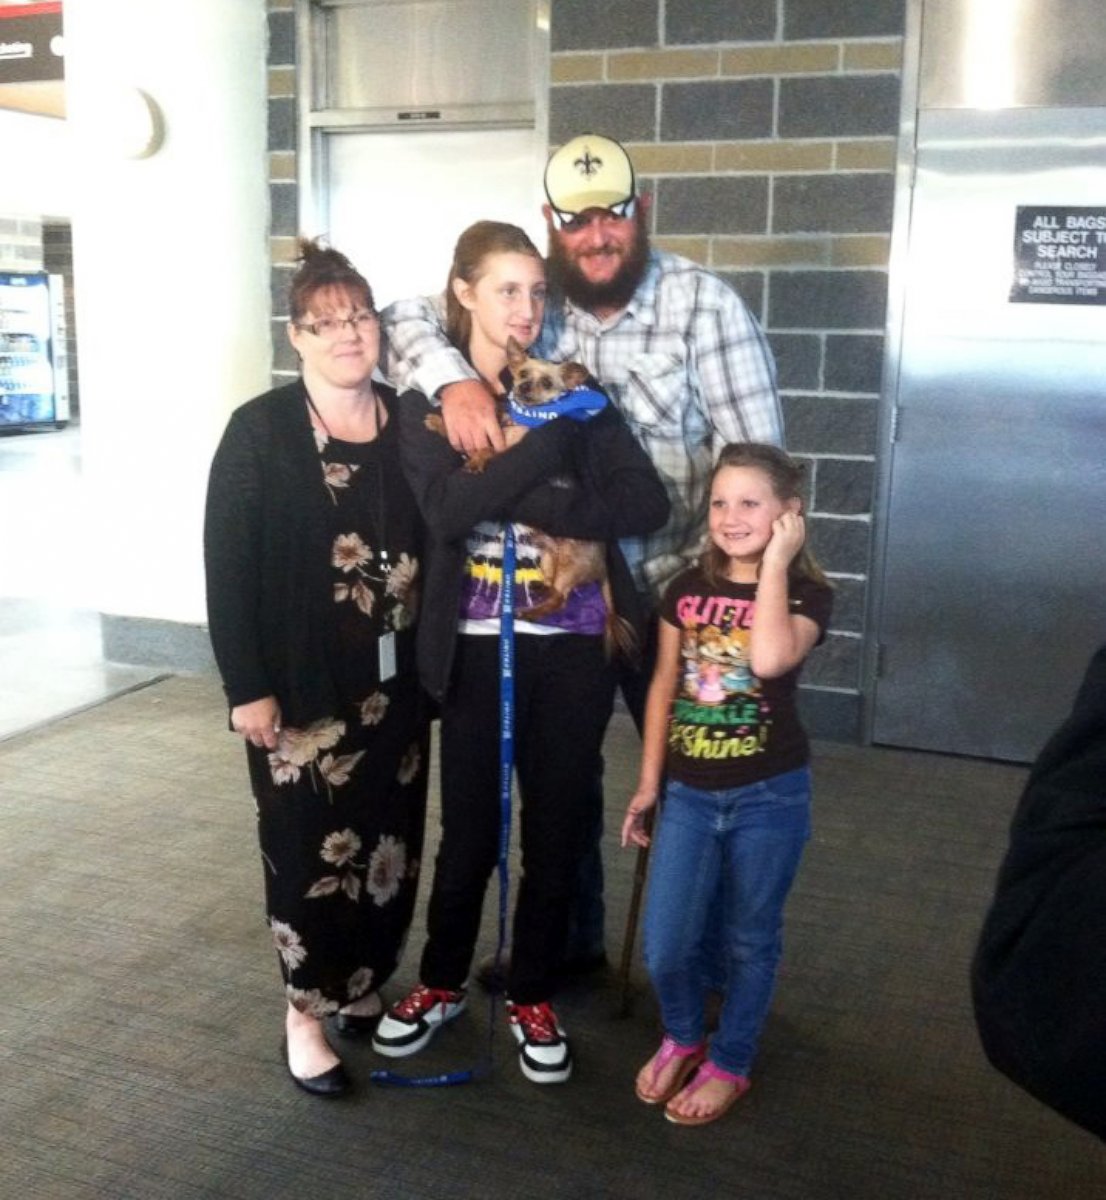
[642, 768, 811, 1076]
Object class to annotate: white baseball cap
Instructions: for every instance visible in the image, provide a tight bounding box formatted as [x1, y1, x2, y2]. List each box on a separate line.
[544, 133, 637, 229]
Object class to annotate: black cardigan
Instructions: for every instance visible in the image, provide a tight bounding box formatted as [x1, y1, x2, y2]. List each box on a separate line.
[398, 388, 670, 701]
[203, 379, 417, 725]
[972, 644, 1106, 1141]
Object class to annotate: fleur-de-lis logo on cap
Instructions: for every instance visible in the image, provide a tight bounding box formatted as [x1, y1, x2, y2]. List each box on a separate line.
[574, 148, 603, 178]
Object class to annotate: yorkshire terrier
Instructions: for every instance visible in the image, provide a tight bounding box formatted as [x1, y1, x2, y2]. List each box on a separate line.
[423, 337, 589, 472]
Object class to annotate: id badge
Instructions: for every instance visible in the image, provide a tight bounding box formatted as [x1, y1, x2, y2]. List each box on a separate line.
[378, 631, 397, 682]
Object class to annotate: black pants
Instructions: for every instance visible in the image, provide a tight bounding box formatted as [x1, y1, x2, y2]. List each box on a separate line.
[566, 607, 658, 959]
[421, 632, 616, 1004]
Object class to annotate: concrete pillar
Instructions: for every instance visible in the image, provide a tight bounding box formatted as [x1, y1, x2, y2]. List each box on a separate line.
[64, 0, 269, 661]
[0, 109, 72, 218]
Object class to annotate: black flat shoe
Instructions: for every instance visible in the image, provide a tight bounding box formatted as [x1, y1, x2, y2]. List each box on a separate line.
[333, 1011, 378, 1038]
[281, 1038, 351, 1097]
[332, 991, 382, 1038]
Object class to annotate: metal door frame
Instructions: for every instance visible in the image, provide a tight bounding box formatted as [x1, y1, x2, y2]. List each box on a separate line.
[861, 0, 924, 745]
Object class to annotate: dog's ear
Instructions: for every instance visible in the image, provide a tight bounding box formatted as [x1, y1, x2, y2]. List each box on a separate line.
[560, 362, 589, 389]
[506, 337, 527, 369]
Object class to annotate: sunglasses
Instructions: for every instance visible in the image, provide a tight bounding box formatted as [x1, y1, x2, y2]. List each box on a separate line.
[549, 198, 637, 232]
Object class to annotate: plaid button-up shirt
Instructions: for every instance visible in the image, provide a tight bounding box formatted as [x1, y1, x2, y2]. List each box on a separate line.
[382, 250, 782, 599]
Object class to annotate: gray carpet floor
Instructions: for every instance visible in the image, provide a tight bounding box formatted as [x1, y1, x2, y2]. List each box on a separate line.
[1, 675, 1102, 1199]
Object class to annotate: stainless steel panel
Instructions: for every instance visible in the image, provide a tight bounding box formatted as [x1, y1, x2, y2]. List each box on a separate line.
[321, 0, 536, 115]
[921, 0, 1106, 109]
[295, 0, 549, 264]
[872, 106, 1106, 760]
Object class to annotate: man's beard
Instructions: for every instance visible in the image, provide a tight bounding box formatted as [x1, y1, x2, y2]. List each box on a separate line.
[547, 217, 651, 312]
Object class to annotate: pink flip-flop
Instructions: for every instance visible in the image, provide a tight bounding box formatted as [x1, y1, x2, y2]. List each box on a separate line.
[664, 1060, 751, 1126]
[635, 1035, 707, 1105]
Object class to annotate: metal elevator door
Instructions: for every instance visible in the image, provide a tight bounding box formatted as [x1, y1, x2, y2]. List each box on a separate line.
[296, 0, 548, 308]
[870, 0, 1106, 762]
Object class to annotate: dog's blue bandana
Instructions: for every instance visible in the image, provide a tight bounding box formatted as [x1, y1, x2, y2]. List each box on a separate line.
[506, 385, 609, 428]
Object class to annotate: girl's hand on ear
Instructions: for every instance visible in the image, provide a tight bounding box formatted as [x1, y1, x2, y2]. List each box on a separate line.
[763, 511, 805, 570]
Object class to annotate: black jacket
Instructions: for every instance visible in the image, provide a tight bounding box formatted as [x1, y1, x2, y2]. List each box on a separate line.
[203, 379, 418, 725]
[398, 388, 670, 701]
[972, 644, 1106, 1141]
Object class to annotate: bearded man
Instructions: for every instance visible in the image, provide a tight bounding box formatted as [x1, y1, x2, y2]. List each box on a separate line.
[383, 133, 783, 977]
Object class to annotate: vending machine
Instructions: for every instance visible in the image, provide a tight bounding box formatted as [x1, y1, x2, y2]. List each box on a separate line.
[0, 270, 70, 430]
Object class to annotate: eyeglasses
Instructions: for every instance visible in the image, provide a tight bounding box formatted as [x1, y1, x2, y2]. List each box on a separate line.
[549, 198, 636, 233]
[295, 311, 378, 339]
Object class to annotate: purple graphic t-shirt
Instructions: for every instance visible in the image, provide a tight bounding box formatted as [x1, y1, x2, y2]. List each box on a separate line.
[459, 520, 606, 636]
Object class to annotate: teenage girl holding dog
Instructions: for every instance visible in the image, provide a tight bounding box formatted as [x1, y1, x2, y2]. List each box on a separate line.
[621, 442, 833, 1125]
[377, 221, 668, 1083]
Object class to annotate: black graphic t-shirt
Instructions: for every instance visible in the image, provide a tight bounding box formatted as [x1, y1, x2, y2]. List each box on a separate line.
[659, 566, 833, 790]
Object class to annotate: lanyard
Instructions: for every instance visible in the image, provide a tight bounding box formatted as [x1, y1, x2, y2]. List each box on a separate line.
[370, 523, 516, 1088]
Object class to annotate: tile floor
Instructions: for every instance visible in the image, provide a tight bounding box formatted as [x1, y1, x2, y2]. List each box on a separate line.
[0, 423, 164, 741]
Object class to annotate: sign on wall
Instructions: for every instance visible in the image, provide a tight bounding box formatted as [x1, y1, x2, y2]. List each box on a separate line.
[1011, 205, 1106, 305]
[0, 2, 63, 86]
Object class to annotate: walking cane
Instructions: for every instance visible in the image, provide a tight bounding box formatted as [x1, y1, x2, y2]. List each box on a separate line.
[615, 810, 654, 1018]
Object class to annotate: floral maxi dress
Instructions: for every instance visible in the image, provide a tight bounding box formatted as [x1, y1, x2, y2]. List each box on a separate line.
[246, 419, 429, 1018]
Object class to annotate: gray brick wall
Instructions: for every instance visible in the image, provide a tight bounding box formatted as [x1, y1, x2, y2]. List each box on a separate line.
[769, 271, 889, 330]
[660, 79, 775, 140]
[666, 0, 777, 45]
[267, 3, 297, 377]
[773, 174, 895, 234]
[785, 0, 906, 40]
[551, 0, 659, 51]
[655, 177, 769, 236]
[548, 0, 906, 738]
[779, 75, 900, 138]
[549, 84, 655, 144]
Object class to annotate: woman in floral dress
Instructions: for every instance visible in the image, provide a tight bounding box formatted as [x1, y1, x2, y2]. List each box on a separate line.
[204, 239, 429, 1097]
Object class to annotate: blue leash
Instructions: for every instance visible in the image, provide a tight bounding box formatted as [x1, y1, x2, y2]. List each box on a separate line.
[370, 524, 517, 1087]
[492, 522, 517, 992]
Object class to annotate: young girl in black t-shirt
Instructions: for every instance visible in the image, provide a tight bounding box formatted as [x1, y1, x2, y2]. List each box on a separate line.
[621, 443, 833, 1126]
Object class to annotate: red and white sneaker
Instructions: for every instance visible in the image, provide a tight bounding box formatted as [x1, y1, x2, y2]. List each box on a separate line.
[372, 983, 467, 1058]
[506, 1000, 573, 1084]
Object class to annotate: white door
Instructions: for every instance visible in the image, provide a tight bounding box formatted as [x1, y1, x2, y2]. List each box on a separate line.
[323, 128, 547, 310]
